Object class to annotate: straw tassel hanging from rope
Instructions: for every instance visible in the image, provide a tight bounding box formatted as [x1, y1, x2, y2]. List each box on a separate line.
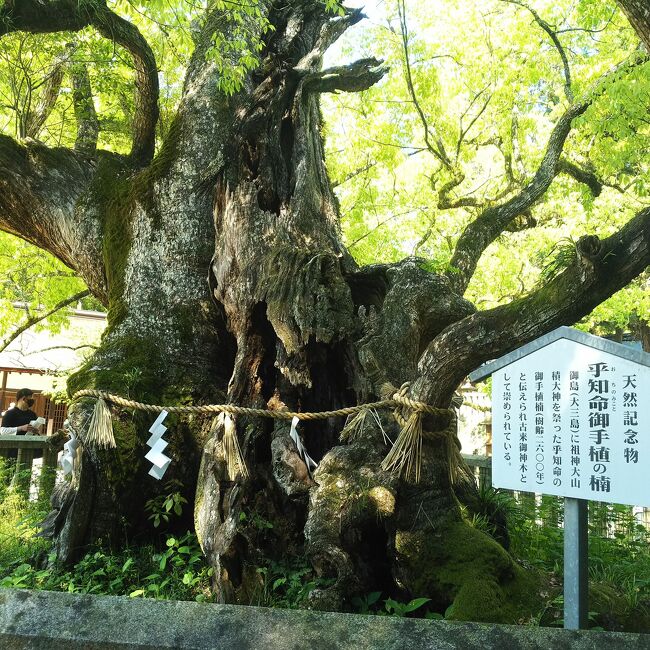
[380, 408, 424, 483]
[84, 397, 117, 449]
[222, 414, 249, 481]
[339, 408, 370, 443]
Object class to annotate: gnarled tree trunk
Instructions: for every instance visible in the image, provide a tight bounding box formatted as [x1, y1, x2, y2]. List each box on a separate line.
[1, 0, 650, 622]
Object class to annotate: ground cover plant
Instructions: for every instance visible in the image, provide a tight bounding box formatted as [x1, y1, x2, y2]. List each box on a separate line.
[2, 470, 650, 631]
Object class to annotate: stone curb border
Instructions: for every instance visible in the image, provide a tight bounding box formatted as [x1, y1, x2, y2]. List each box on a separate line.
[1, 589, 649, 649]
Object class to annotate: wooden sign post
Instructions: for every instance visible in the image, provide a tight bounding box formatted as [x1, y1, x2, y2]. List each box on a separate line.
[470, 326, 650, 630]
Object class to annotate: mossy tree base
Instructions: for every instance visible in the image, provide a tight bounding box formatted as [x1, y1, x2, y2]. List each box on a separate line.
[396, 521, 541, 623]
[48, 315, 228, 563]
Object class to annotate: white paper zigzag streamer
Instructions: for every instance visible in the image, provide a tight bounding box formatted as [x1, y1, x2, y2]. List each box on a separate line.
[289, 416, 317, 474]
[145, 410, 170, 480]
[60, 423, 79, 476]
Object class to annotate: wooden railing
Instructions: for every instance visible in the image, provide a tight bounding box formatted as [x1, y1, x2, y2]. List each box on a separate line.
[0, 434, 58, 501]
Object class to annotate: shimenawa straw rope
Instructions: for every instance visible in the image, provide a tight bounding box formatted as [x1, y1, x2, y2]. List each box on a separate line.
[71, 388, 455, 482]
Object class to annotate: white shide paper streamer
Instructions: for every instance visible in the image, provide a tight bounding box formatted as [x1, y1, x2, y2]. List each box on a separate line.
[145, 410, 170, 480]
[289, 416, 317, 474]
[59, 419, 79, 476]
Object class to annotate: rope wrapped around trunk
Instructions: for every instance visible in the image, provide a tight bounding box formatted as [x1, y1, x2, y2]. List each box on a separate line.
[71, 388, 457, 483]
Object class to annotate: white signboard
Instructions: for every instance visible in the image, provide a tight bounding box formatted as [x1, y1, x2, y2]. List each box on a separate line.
[488, 334, 650, 506]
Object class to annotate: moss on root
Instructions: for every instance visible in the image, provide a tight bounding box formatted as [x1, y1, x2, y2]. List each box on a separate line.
[98, 417, 140, 493]
[66, 325, 211, 516]
[395, 520, 541, 624]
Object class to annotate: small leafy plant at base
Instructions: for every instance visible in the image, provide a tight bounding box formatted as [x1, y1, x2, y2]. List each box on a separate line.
[239, 511, 274, 531]
[1, 532, 214, 603]
[351, 591, 432, 618]
[144, 479, 188, 528]
[253, 558, 335, 609]
[1, 475, 213, 603]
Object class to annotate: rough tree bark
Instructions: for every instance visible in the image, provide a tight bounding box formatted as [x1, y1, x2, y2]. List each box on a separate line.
[0, 0, 649, 622]
[618, 0, 650, 49]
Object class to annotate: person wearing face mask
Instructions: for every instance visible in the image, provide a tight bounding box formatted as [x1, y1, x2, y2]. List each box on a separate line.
[0, 388, 38, 435]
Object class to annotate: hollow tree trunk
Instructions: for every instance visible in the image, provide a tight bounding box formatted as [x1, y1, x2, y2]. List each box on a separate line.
[193, 3, 536, 620]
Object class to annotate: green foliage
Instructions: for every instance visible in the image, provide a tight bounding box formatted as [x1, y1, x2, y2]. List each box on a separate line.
[504, 493, 650, 629]
[0, 469, 211, 602]
[238, 510, 274, 531]
[145, 480, 188, 528]
[324, 0, 346, 17]
[351, 590, 382, 614]
[1, 456, 650, 629]
[0, 531, 214, 603]
[323, 0, 649, 336]
[383, 596, 431, 617]
[253, 558, 334, 609]
[538, 238, 578, 284]
[0, 0, 647, 344]
[578, 272, 650, 334]
[462, 484, 524, 549]
[0, 231, 91, 350]
[0, 463, 50, 572]
[351, 591, 432, 617]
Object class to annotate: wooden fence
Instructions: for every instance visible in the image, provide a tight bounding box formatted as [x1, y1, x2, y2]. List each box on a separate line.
[0, 434, 58, 501]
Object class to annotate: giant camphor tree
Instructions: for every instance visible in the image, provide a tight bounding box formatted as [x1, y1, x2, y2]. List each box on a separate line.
[0, 0, 649, 621]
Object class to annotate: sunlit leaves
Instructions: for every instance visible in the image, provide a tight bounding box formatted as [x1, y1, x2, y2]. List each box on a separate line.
[0, 232, 88, 345]
[324, 0, 649, 335]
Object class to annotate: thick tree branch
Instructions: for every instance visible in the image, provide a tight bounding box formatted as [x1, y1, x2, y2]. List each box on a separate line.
[446, 53, 648, 296]
[446, 100, 588, 294]
[510, 109, 527, 180]
[556, 158, 625, 197]
[91, 8, 158, 164]
[0, 0, 91, 34]
[436, 171, 481, 210]
[303, 58, 388, 93]
[24, 57, 66, 139]
[413, 206, 650, 406]
[0, 0, 158, 164]
[0, 289, 90, 354]
[294, 7, 365, 71]
[71, 62, 99, 155]
[0, 134, 109, 300]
